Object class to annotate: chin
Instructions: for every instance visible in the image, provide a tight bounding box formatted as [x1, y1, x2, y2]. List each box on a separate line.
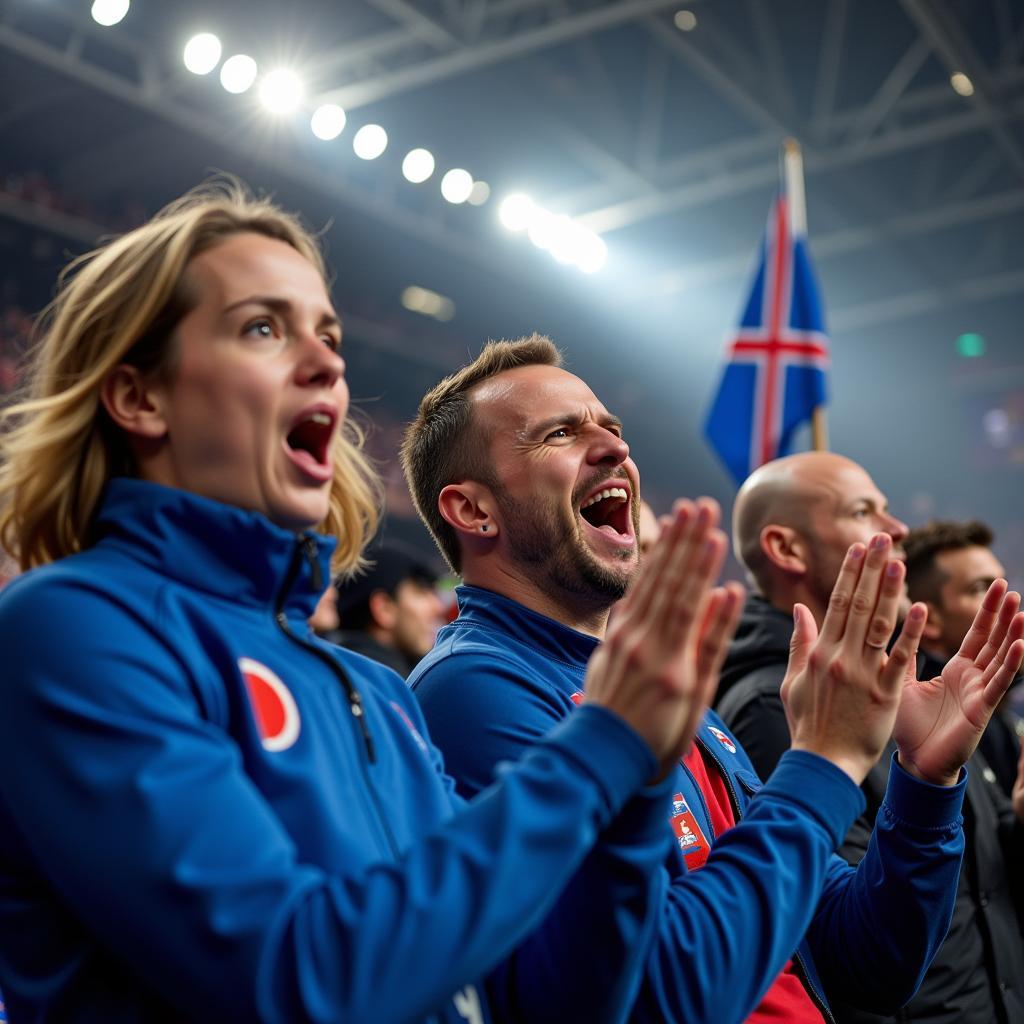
[269, 495, 330, 533]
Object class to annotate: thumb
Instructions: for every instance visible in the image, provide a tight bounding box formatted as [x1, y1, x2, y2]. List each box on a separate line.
[787, 603, 818, 676]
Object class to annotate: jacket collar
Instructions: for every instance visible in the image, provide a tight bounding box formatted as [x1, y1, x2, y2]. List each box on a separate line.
[94, 478, 335, 616]
[453, 584, 599, 668]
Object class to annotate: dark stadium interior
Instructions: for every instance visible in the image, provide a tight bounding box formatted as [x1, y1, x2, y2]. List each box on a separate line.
[2, 0, 1023, 577]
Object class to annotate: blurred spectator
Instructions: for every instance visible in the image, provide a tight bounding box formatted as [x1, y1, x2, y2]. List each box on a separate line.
[316, 541, 447, 677]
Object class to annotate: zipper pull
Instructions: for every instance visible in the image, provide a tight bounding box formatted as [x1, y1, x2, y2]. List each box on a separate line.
[349, 689, 376, 762]
[302, 534, 324, 592]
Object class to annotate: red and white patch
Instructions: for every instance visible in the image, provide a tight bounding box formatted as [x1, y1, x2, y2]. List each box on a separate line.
[668, 792, 711, 868]
[708, 725, 737, 754]
[569, 690, 585, 706]
[239, 657, 301, 752]
[390, 701, 430, 756]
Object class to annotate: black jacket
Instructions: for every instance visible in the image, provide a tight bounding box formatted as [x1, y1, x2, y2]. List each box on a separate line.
[717, 594, 1024, 1024]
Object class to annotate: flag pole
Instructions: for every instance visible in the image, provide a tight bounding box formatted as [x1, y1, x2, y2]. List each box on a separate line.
[782, 138, 829, 452]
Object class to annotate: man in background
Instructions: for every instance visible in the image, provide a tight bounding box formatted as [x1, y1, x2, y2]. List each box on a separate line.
[718, 454, 1024, 1024]
[904, 518, 1023, 796]
[313, 541, 447, 678]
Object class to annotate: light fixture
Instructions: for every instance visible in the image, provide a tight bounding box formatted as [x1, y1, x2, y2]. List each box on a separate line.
[220, 54, 258, 94]
[311, 104, 347, 140]
[183, 33, 222, 76]
[402, 148, 435, 184]
[258, 69, 304, 114]
[91, 0, 129, 27]
[353, 124, 388, 160]
[440, 168, 474, 204]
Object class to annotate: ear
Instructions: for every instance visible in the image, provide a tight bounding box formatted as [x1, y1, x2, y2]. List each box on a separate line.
[922, 601, 943, 642]
[438, 481, 499, 540]
[100, 364, 168, 440]
[368, 590, 398, 631]
[760, 524, 808, 576]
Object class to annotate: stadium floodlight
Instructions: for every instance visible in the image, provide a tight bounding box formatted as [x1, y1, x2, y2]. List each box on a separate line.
[467, 180, 491, 206]
[220, 54, 258, 95]
[183, 33, 222, 76]
[440, 168, 473, 204]
[527, 208, 559, 251]
[550, 217, 588, 265]
[311, 104, 347, 141]
[577, 231, 608, 274]
[353, 124, 388, 160]
[402, 149, 435, 184]
[498, 193, 535, 232]
[950, 72, 974, 97]
[258, 69, 304, 115]
[91, 0, 129, 27]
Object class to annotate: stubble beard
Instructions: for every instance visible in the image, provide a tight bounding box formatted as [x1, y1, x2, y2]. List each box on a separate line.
[495, 486, 638, 614]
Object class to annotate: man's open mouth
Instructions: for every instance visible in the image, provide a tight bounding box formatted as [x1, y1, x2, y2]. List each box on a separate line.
[579, 485, 632, 538]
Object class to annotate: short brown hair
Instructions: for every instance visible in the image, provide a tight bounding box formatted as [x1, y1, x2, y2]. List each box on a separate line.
[904, 519, 994, 604]
[400, 334, 561, 572]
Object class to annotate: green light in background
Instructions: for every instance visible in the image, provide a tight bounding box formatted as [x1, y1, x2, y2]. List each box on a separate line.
[956, 332, 986, 357]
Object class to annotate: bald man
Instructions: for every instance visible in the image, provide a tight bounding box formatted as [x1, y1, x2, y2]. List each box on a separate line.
[717, 452, 1024, 1024]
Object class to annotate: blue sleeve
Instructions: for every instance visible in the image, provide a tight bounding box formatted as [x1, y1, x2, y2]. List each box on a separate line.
[415, 654, 869, 1024]
[0, 578, 658, 1024]
[806, 753, 966, 1013]
[415, 651, 674, 1024]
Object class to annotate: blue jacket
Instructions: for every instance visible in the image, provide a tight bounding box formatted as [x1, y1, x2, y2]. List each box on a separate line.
[0, 480, 673, 1023]
[411, 585, 968, 1024]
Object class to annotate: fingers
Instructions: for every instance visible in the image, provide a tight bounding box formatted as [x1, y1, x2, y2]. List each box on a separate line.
[818, 542, 868, 645]
[617, 499, 695, 622]
[976, 591, 1022, 676]
[643, 498, 722, 640]
[694, 582, 745, 697]
[881, 602, 928, 694]
[861, 558, 906, 654]
[982, 635, 1024, 708]
[785, 603, 818, 680]
[956, 579, 1009, 662]
[842, 534, 894, 653]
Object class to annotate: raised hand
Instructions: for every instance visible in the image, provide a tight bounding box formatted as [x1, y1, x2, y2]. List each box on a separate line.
[894, 581, 1024, 787]
[780, 534, 926, 786]
[584, 498, 744, 777]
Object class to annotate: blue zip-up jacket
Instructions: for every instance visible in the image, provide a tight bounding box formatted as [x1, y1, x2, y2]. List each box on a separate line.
[0, 480, 674, 1024]
[410, 586, 968, 1024]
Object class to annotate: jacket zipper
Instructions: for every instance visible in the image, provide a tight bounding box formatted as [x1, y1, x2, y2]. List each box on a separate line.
[697, 735, 837, 1024]
[273, 535, 401, 858]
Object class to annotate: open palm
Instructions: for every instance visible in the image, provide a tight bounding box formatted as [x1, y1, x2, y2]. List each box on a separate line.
[894, 581, 1024, 786]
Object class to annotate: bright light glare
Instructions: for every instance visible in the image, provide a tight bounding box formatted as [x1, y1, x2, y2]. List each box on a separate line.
[577, 232, 608, 273]
[402, 148, 435, 184]
[527, 208, 560, 251]
[440, 168, 473, 204]
[950, 71, 974, 97]
[468, 180, 491, 206]
[311, 104, 347, 140]
[259, 69, 304, 114]
[499, 193, 535, 231]
[183, 33, 222, 75]
[91, 0, 129, 27]
[220, 54, 258, 94]
[353, 124, 388, 160]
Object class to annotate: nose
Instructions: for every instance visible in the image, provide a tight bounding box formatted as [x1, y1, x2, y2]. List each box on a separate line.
[884, 511, 909, 545]
[586, 425, 630, 467]
[295, 332, 345, 388]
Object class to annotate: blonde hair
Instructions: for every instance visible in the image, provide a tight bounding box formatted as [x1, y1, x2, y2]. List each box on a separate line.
[0, 179, 381, 572]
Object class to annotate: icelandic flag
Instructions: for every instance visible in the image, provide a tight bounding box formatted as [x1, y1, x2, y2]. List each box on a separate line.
[704, 194, 830, 486]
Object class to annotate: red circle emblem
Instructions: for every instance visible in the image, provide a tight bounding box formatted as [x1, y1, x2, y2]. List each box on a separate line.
[239, 657, 301, 752]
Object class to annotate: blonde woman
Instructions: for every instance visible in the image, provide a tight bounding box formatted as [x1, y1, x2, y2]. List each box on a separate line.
[0, 182, 738, 1022]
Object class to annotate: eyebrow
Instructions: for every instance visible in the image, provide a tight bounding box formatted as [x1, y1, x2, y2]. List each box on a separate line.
[526, 410, 623, 438]
[222, 295, 342, 331]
